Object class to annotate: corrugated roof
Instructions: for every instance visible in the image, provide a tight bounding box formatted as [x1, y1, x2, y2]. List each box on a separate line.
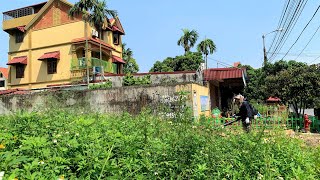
[38, 51, 60, 60]
[112, 55, 125, 64]
[266, 97, 281, 102]
[0, 67, 8, 79]
[204, 68, 244, 81]
[7, 56, 27, 65]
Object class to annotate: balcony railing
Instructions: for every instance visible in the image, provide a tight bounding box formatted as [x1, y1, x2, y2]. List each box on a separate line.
[71, 57, 109, 71]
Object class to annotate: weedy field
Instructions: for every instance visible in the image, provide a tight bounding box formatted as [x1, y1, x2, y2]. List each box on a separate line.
[0, 109, 319, 179]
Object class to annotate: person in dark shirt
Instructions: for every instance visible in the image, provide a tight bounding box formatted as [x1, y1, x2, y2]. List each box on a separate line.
[234, 95, 253, 133]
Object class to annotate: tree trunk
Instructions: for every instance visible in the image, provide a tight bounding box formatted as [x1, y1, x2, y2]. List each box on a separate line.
[85, 21, 90, 86]
[205, 54, 208, 69]
[293, 101, 299, 118]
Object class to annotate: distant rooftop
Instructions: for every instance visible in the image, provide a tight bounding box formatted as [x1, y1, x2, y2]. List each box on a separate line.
[3, 1, 47, 21]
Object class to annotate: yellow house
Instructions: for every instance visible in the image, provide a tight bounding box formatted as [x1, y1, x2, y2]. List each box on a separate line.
[2, 0, 125, 89]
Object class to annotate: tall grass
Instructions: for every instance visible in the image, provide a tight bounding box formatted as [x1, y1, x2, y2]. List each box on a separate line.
[0, 109, 319, 179]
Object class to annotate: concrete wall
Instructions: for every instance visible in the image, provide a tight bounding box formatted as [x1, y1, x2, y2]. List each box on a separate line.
[0, 83, 210, 118]
[105, 72, 199, 88]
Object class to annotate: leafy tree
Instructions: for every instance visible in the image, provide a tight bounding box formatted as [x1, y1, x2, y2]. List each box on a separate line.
[265, 64, 320, 117]
[150, 52, 204, 72]
[197, 38, 216, 69]
[244, 60, 320, 117]
[177, 29, 199, 55]
[122, 43, 139, 73]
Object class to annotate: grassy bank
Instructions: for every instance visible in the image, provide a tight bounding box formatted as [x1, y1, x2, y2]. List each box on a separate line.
[0, 110, 319, 179]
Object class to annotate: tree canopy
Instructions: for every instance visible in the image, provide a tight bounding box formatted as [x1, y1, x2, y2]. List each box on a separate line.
[243, 60, 320, 117]
[177, 29, 199, 55]
[122, 43, 139, 74]
[149, 52, 204, 72]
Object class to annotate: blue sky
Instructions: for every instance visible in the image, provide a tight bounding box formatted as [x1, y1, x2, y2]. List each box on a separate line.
[1, 0, 320, 72]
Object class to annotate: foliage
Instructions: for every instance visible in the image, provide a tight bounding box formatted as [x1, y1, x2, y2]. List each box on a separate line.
[177, 29, 199, 54]
[122, 43, 139, 74]
[149, 52, 204, 72]
[0, 110, 319, 179]
[89, 81, 112, 90]
[243, 61, 320, 117]
[197, 38, 216, 69]
[265, 64, 320, 117]
[123, 74, 151, 86]
[197, 38, 216, 56]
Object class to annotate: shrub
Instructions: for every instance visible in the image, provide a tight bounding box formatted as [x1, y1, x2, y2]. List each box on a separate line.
[123, 74, 151, 86]
[89, 81, 112, 90]
[0, 110, 319, 179]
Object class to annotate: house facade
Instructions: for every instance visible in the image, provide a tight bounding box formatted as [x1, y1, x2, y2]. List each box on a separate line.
[0, 67, 8, 90]
[3, 0, 125, 89]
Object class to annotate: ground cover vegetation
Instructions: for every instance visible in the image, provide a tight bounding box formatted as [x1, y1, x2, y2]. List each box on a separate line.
[0, 108, 319, 179]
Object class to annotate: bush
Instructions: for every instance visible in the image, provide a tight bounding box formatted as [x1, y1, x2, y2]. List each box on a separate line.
[123, 74, 151, 86]
[0, 110, 319, 179]
[89, 81, 112, 90]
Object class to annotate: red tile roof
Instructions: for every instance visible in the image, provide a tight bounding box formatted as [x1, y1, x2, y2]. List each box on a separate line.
[266, 97, 281, 102]
[204, 68, 245, 81]
[71, 37, 114, 50]
[7, 56, 27, 65]
[0, 67, 8, 79]
[17, 26, 25, 32]
[0, 88, 27, 96]
[112, 25, 124, 34]
[112, 55, 125, 64]
[38, 51, 60, 60]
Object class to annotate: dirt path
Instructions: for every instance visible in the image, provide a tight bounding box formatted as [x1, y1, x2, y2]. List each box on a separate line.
[285, 130, 320, 147]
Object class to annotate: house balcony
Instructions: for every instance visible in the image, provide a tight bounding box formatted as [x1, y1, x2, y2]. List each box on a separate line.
[70, 57, 110, 79]
[2, 2, 46, 32]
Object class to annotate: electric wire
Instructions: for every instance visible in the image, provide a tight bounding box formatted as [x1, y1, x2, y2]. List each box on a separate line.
[281, 5, 320, 60]
[269, 0, 308, 62]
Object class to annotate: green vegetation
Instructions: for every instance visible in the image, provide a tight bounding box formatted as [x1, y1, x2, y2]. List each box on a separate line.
[243, 61, 320, 117]
[122, 43, 139, 74]
[149, 52, 204, 72]
[150, 29, 217, 72]
[197, 38, 217, 69]
[89, 81, 112, 90]
[0, 110, 319, 179]
[177, 29, 199, 55]
[123, 74, 151, 86]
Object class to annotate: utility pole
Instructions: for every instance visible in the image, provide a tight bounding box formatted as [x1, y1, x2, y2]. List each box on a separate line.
[263, 34, 268, 66]
[262, 28, 283, 66]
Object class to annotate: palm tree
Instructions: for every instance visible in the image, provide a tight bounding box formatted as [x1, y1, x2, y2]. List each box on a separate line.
[122, 43, 133, 61]
[88, 0, 117, 73]
[177, 29, 199, 55]
[69, 0, 97, 84]
[197, 38, 216, 69]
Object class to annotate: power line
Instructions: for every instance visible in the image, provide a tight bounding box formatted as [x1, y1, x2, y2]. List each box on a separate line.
[268, 0, 300, 59]
[294, 22, 320, 60]
[309, 55, 320, 64]
[268, 0, 292, 52]
[266, 51, 320, 57]
[269, 0, 308, 62]
[281, 5, 320, 60]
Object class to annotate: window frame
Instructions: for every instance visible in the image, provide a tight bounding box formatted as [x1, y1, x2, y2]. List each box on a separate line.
[15, 32, 24, 43]
[0, 80, 5, 87]
[113, 32, 119, 45]
[16, 64, 25, 78]
[47, 59, 57, 74]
